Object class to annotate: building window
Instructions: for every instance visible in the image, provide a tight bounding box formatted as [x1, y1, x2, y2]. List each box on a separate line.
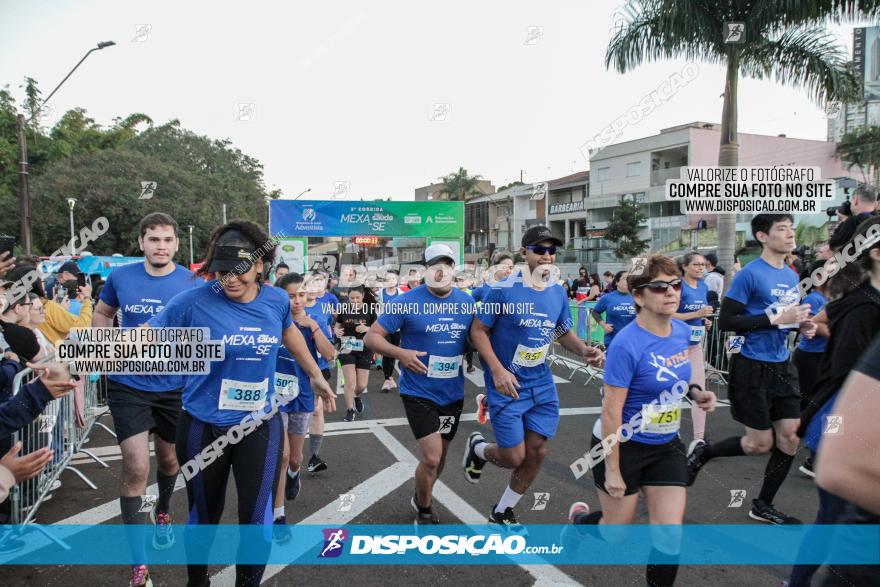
[597, 167, 610, 182]
[626, 162, 642, 177]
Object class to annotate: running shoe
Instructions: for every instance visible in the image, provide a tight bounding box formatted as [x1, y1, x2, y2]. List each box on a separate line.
[150, 510, 175, 550]
[273, 517, 292, 544]
[567, 501, 590, 524]
[286, 468, 301, 501]
[129, 564, 153, 587]
[686, 438, 708, 486]
[344, 408, 357, 422]
[411, 495, 440, 524]
[462, 431, 487, 484]
[749, 501, 802, 525]
[381, 379, 393, 392]
[488, 506, 527, 534]
[466, 365, 476, 373]
[798, 457, 815, 479]
[354, 396, 364, 413]
[476, 393, 490, 425]
[388, 378, 397, 389]
[308, 454, 328, 473]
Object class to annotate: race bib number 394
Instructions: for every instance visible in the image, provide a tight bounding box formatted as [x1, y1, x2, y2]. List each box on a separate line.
[219, 378, 268, 411]
[427, 355, 462, 379]
[512, 344, 549, 368]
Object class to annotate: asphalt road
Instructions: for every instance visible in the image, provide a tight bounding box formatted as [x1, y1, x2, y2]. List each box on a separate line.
[2, 360, 821, 586]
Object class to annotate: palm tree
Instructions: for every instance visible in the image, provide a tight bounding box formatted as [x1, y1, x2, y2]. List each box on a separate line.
[837, 125, 880, 188]
[437, 167, 486, 201]
[606, 0, 875, 285]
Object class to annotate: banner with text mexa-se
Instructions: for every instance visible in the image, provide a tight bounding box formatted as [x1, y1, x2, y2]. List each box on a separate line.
[270, 200, 464, 238]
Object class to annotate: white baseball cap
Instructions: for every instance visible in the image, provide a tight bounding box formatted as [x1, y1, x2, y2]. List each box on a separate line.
[424, 243, 455, 266]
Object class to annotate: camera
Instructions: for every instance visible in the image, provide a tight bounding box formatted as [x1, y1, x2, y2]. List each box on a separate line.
[825, 199, 852, 219]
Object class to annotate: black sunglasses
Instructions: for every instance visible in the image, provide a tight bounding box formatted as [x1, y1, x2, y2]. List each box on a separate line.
[634, 279, 682, 293]
[525, 245, 557, 256]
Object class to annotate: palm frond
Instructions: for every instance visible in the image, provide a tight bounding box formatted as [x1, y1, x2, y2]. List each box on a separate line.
[740, 26, 861, 104]
[606, 1, 725, 73]
[750, 0, 880, 29]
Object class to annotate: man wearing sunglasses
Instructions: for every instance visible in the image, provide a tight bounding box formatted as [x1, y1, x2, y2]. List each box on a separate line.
[463, 226, 604, 530]
[688, 214, 816, 525]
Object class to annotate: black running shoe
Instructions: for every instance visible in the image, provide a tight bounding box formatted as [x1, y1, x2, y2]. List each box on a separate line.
[488, 506, 527, 534]
[798, 457, 815, 479]
[308, 455, 328, 473]
[686, 439, 708, 486]
[273, 517, 292, 544]
[354, 396, 364, 413]
[285, 468, 301, 501]
[411, 495, 440, 524]
[462, 431, 487, 484]
[344, 408, 357, 422]
[749, 500, 802, 525]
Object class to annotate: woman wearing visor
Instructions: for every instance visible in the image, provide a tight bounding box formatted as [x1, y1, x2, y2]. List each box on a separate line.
[147, 221, 334, 587]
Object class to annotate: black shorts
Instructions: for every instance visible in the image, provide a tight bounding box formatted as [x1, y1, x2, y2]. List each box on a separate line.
[590, 435, 688, 496]
[321, 368, 331, 381]
[107, 379, 182, 443]
[339, 350, 373, 370]
[401, 394, 464, 441]
[728, 354, 801, 430]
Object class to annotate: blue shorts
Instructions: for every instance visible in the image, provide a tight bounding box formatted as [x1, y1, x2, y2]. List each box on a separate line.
[487, 381, 559, 449]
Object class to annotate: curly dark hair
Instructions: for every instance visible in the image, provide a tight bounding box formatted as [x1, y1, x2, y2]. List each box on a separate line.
[197, 220, 276, 281]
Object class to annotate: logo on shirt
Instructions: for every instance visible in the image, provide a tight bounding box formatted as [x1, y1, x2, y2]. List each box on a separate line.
[647, 350, 688, 382]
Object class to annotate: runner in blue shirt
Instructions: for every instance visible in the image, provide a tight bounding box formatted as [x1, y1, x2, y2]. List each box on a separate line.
[791, 260, 829, 479]
[672, 253, 715, 445]
[378, 269, 404, 391]
[688, 214, 817, 525]
[462, 226, 603, 530]
[271, 272, 336, 543]
[147, 221, 334, 587]
[591, 271, 636, 348]
[366, 244, 475, 524]
[472, 252, 514, 304]
[91, 213, 199, 587]
[303, 272, 337, 473]
[567, 254, 716, 587]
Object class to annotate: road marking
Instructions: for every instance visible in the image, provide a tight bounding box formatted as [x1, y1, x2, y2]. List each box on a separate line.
[211, 461, 414, 585]
[368, 423, 583, 586]
[399, 365, 569, 389]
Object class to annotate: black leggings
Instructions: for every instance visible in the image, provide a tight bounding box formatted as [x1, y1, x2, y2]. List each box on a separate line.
[382, 332, 401, 378]
[176, 410, 283, 587]
[793, 349, 823, 410]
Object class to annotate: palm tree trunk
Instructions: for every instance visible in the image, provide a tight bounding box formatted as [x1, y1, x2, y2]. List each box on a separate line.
[717, 53, 739, 291]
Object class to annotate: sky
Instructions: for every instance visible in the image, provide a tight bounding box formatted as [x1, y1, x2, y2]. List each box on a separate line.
[1, 0, 873, 200]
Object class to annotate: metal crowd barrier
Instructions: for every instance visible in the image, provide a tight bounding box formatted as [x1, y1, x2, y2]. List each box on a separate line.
[7, 365, 111, 525]
[547, 301, 606, 386]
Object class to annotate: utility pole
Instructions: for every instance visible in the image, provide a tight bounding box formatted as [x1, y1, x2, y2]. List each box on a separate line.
[17, 115, 31, 254]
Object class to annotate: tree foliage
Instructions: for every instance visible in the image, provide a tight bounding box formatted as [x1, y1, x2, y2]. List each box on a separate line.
[604, 198, 650, 260]
[837, 125, 880, 186]
[0, 79, 272, 260]
[437, 167, 486, 200]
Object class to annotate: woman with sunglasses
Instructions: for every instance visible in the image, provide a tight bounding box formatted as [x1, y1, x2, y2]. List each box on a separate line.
[673, 252, 714, 445]
[568, 254, 716, 587]
[147, 221, 334, 587]
[591, 271, 635, 349]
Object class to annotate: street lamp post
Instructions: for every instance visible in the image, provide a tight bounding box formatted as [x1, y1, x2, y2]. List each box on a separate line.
[66, 198, 77, 255]
[18, 41, 115, 254]
[187, 225, 194, 267]
[293, 188, 311, 200]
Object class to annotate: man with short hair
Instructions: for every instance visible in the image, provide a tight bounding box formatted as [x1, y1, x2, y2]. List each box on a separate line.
[274, 262, 290, 280]
[92, 212, 198, 587]
[366, 244, 474, 524]
[463, 226, 603, 529]
[829, 185, 877, 249]
[688, 214, 816, 525]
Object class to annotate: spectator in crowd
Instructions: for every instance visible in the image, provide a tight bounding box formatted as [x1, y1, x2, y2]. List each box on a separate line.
[274, 262, 290, 280]
[562, 282, 573, 299]
[814, 241, 832, 261]
[5, 263, 93, 346]
[602, 271, 615, 294]
[829, 185, 877, 250]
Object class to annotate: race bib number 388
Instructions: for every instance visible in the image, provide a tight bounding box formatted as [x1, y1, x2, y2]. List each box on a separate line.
[219, 378, 268, 411]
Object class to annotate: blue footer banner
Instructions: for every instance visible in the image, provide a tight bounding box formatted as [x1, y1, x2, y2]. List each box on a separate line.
[1, 524, 878, 565]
